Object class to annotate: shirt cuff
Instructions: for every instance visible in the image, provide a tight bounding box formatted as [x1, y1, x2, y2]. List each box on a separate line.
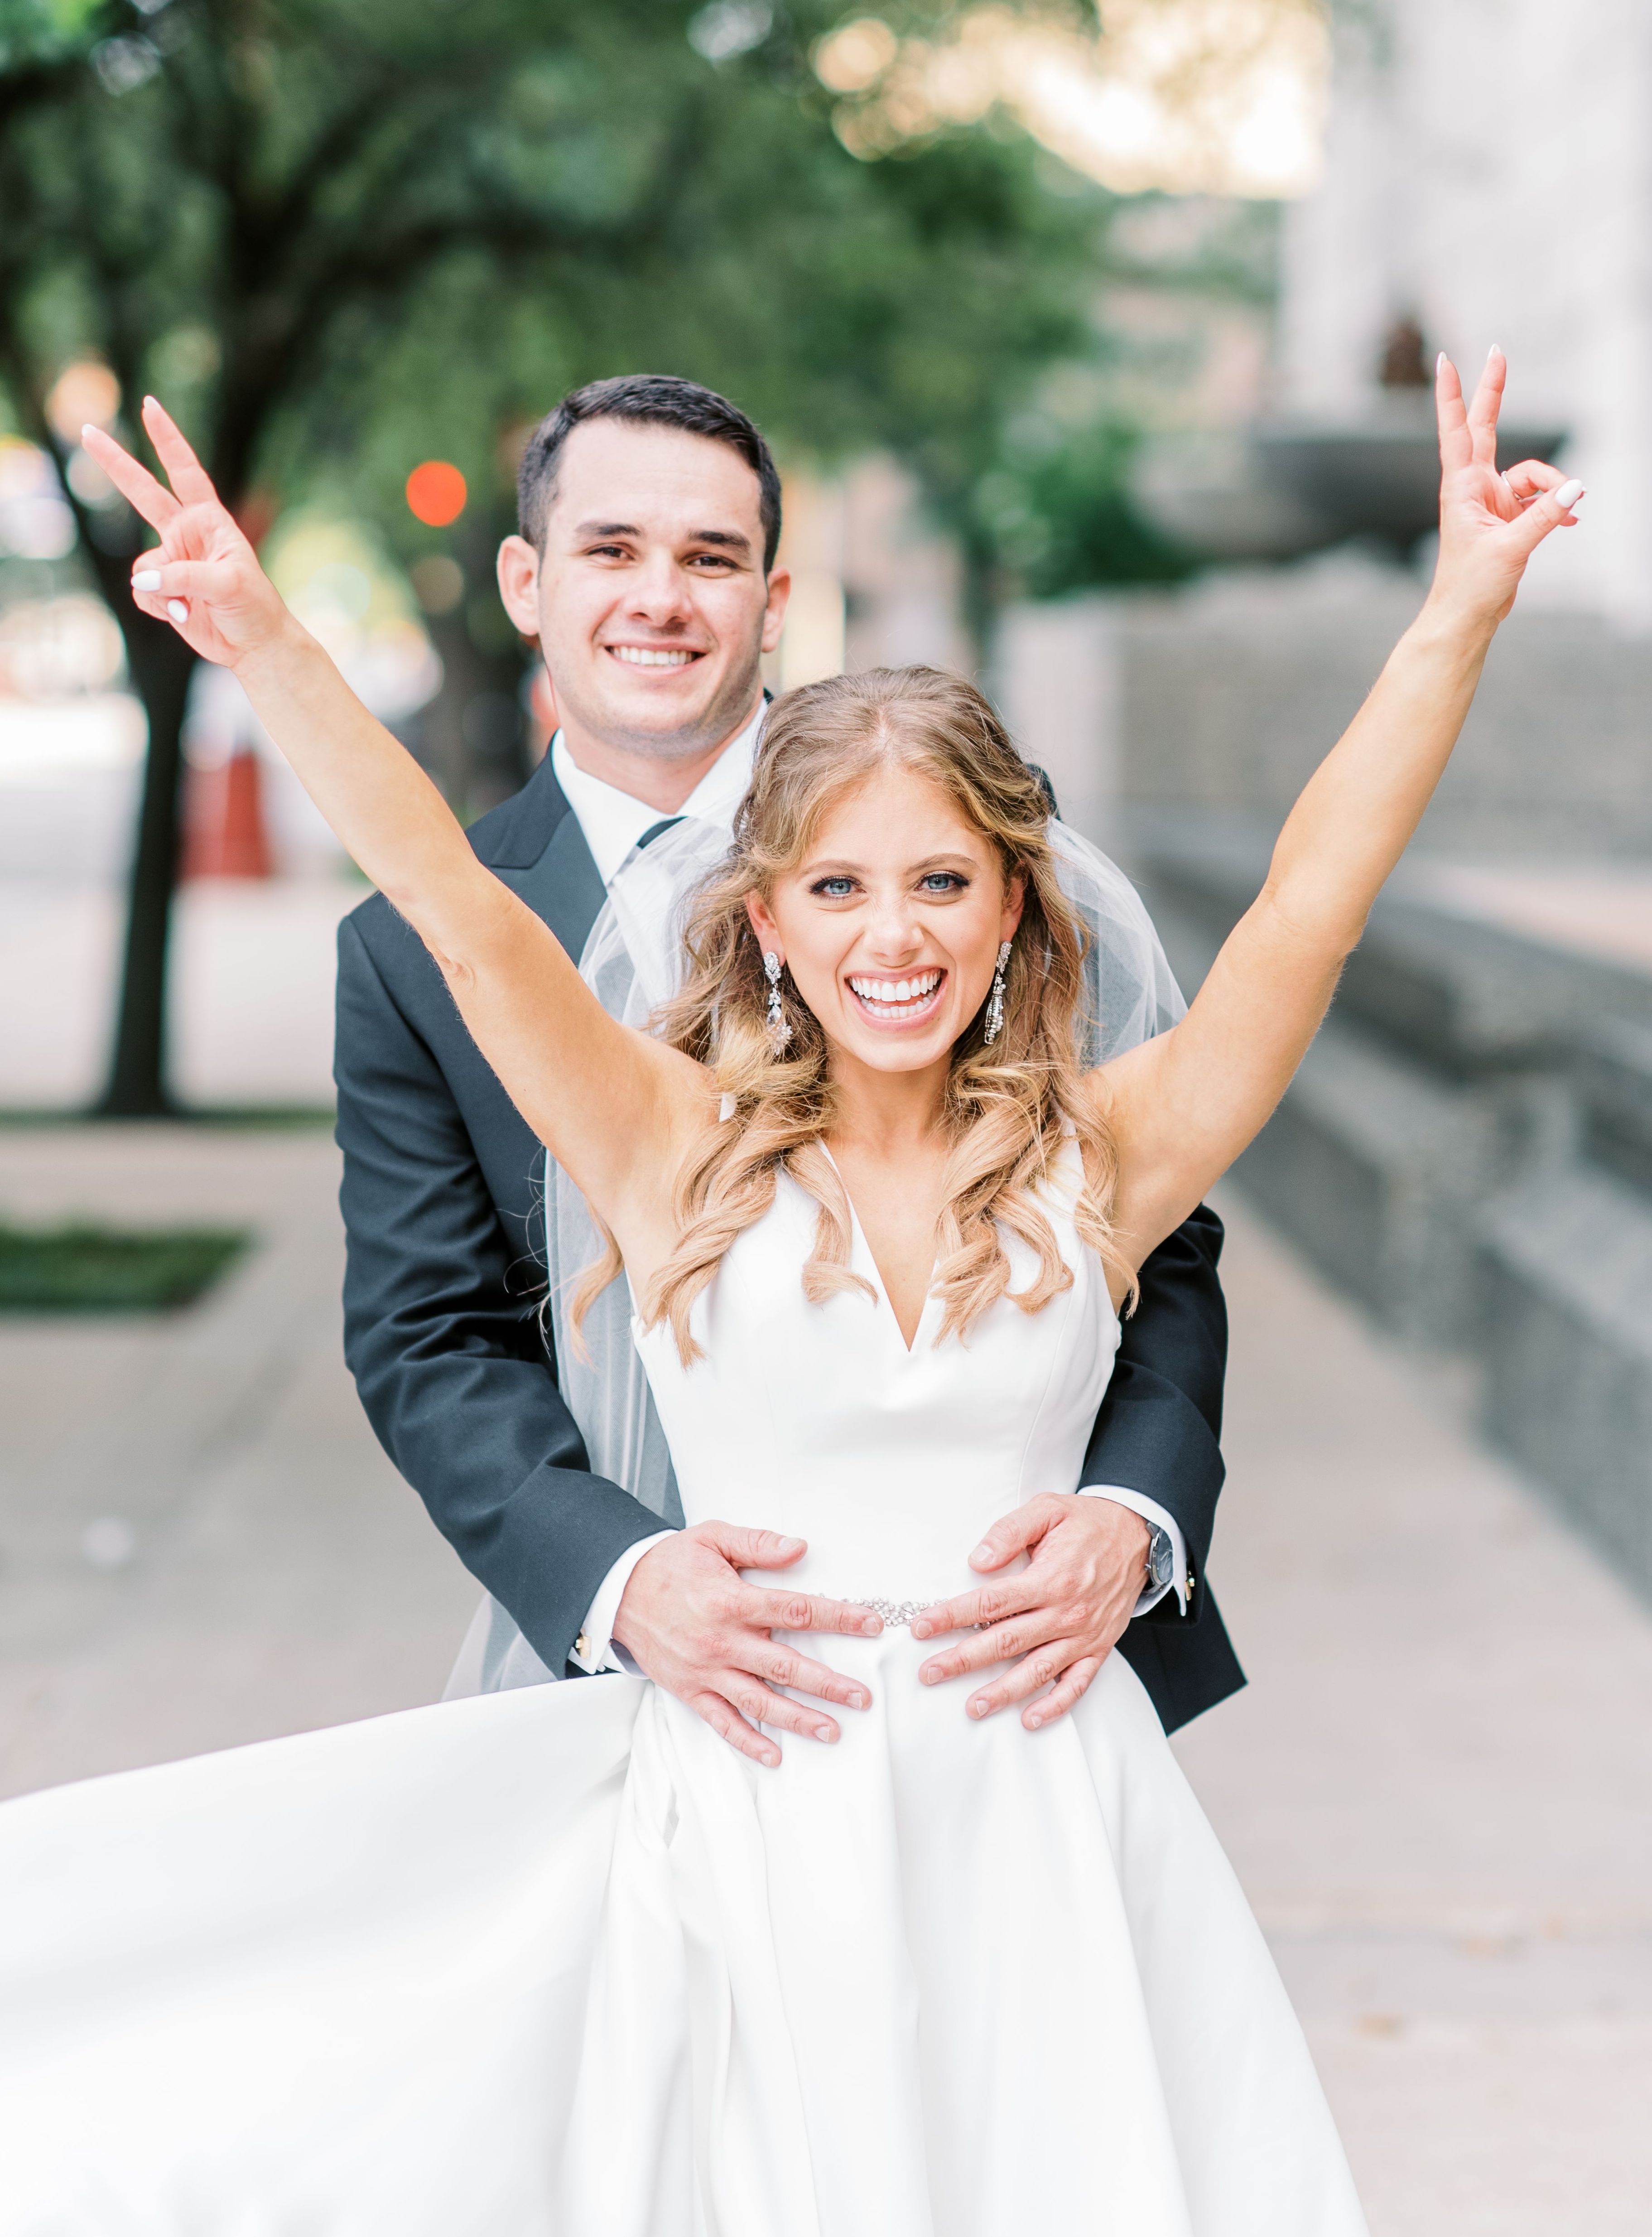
[1076, 1486, 1189, 1616]
[569, 1531, 676, 1673]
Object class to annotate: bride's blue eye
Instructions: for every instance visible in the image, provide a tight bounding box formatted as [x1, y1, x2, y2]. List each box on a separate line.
[920, 873, 966, 893]
[812, 876, 856, 898]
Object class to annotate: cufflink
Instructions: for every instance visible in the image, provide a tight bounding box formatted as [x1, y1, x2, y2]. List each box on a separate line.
[574, 1631, 592, 1663]
[1185, 1570, 1196, 1596]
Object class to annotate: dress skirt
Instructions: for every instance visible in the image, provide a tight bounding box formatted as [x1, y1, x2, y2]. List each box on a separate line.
[0, 1633, 1365, 2237]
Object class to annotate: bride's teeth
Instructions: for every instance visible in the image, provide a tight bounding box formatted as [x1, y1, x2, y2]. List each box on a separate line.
[848, 971, 941, 1012]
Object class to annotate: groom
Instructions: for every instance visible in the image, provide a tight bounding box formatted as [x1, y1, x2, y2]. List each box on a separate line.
[336, 373, 1244, 1745]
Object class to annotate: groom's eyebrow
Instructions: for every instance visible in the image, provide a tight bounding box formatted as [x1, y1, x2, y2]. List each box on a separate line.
[684, 527, 754, 556]
[573, 519, 753, 555]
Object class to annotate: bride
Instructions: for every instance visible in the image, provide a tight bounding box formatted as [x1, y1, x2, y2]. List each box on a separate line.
[1, 355, 1578, 2236]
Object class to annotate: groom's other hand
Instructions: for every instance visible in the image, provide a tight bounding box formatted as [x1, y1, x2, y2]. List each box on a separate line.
[911, 1496, 1149, 1729]
[612, 1524, 882, 1767]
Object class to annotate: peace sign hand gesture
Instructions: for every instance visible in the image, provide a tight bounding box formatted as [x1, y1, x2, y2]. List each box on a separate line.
[82, 397, 289, 670]
[1431, 345, 1584, 631]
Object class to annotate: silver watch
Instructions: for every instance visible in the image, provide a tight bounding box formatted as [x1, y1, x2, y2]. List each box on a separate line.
[1144, 1523, 1175, 1591]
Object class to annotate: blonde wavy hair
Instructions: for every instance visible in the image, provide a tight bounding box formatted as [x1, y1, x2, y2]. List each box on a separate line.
[574, 665, 1131, 1363]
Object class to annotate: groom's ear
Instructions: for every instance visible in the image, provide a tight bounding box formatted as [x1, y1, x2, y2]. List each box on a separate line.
[760, 564, 791, 656]
[496, 535, 543, 637]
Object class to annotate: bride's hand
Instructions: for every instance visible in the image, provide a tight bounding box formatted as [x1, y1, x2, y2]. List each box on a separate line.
[1426, 345, 1583, 633]
[82, 398, 289, 669]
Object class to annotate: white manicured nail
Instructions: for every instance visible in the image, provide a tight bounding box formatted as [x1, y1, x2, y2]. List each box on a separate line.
[1436, 352, 1447, 373]
[1555, 479, 1585, 510]
[131, 570, 161, 592]
[167, 598, 188, 623]
[82, 423, 97, 443]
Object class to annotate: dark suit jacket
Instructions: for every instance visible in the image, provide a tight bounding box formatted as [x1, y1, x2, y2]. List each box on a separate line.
[336, 754, 1245, 1731]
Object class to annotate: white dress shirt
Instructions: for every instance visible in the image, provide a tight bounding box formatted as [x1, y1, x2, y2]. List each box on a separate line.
[554, 706, 1183, 1672]
[549, 709, 761, 887]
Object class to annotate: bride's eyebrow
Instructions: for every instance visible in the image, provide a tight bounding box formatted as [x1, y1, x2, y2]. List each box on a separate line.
[799, 853, 976, 882]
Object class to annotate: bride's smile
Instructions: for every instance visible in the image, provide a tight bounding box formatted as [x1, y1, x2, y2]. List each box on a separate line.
[845, 968, 946, 1026]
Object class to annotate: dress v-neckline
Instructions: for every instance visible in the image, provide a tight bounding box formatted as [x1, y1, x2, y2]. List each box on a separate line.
[819, 1146, 937, 1358]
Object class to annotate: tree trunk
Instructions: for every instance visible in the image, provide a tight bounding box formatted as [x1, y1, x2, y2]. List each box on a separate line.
[957, 526, 1002, 683]
[93, 616, 197, 1117]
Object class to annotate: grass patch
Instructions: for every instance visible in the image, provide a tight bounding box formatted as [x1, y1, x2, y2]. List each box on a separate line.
[0, 1222, 251, 1314]
[0, 1108, 334, 1130]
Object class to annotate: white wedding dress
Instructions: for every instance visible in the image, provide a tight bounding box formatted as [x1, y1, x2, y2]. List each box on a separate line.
[0, 1152, 1366, 2237]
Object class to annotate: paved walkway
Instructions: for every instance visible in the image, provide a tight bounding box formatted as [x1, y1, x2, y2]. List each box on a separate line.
[0, 1124, 1648, 2234]
[1176, 1200, 1652, 2237]
[0, 880, 354, 1110]
[0, 1126, 476, 1796]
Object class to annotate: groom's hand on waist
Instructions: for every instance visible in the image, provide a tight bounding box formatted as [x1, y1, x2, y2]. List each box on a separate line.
[910, 1495, 1150, 1731]
[612, 1523, 882, 1769]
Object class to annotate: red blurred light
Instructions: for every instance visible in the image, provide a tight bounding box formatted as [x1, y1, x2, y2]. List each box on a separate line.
[405, 460, 467, 527]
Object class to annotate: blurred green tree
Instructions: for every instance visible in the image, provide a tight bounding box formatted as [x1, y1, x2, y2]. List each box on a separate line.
[0, 0, 1122, 1114]
[967, 418, 1193, 604]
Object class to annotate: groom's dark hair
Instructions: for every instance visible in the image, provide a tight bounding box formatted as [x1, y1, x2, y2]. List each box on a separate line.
[517, 374, 783, 571]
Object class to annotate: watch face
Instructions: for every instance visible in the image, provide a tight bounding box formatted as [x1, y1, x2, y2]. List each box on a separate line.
[1146, 1527, 1174, 1586]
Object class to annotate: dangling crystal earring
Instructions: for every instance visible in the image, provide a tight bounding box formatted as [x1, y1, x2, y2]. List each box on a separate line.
[764, 951, 793, 1053]
[983, 940, 1011, 1046]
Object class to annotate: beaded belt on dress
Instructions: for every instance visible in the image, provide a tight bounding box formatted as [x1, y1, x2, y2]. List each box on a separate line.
[856, 1597, 961, 1630]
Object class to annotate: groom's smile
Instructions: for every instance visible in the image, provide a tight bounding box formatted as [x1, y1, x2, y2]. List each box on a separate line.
[607, 643, 701, 668]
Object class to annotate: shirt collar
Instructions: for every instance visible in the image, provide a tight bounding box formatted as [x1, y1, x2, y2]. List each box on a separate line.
[550, 702, 764, 887]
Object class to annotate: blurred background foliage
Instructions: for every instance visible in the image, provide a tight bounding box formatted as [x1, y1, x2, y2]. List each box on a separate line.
[0, 0, 1246, 1110]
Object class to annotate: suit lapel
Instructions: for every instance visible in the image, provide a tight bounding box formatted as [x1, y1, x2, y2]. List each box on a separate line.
[473, 757, 607, 961]
[511, 803, 608, 961]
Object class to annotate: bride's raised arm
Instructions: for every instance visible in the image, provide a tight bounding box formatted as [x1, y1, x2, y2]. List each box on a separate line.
[1096, 349, 1583, 1281]
[87, 400, 708, 1249]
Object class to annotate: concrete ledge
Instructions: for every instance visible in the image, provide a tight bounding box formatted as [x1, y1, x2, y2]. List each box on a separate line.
[1479, 1169, 1652, 1591]
[1233, 1022, 1507, 1341]
[1117, 577, 1652, 855]
[1130, 818, 1652, 1596]
[1579, 1017, 1652, 1195]
[1136, 816, 1652, 1074]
